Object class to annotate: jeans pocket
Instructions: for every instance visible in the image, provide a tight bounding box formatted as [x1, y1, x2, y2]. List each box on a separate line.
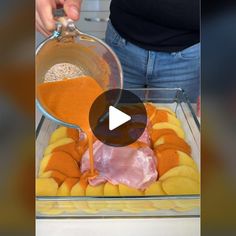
[105, 20, 126, 48]
[178, 43, 200, 60]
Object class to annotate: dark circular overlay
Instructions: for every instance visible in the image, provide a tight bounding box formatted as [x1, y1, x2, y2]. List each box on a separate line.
[89, 89, 147, 147]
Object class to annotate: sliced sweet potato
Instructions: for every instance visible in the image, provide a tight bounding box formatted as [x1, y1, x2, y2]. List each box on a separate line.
[154, 134, 191, 155]
[152, 122, 185, 139]
[39, 151, 80, 177]
[155, 149, 179, 176]
[156, 106, 176, 116]
[155, 143, 191, 156]
[44, 138, 74, 155]
[150, 128, 176, 145]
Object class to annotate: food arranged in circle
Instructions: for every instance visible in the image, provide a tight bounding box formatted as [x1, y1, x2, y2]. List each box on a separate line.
[36, 103, 200, 213]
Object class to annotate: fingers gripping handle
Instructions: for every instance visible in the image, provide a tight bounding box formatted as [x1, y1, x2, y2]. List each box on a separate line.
[53, 8, 75, 34]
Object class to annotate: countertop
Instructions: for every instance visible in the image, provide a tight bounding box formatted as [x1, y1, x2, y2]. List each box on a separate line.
[36, 218, 200, 236]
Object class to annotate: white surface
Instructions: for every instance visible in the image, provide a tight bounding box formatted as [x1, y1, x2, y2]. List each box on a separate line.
[81, 0, 110, 12]
[36, 218, 200, 236]
[36, 108, 42, 128]
[109, 106, 131, 130]
[77, 12, 109, 31]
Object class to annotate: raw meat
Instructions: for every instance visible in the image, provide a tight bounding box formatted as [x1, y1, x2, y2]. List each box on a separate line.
[81, 140, 157, 190]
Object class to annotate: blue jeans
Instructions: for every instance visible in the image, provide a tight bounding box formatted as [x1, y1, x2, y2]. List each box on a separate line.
[105, 21, 200, 102]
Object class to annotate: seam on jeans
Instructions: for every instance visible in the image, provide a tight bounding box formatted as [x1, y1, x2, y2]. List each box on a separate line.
[146, 51, 155, 85]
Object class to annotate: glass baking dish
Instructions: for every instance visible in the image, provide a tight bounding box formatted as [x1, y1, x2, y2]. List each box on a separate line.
[36, 88, 200, 218]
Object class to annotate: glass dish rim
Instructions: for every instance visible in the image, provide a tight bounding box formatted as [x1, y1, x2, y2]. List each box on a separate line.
[36, 194, 200, 201]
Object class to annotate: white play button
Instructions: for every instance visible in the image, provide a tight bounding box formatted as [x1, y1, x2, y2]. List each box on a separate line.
[89, 89, 147, 147]
[109, 106, 131, 131]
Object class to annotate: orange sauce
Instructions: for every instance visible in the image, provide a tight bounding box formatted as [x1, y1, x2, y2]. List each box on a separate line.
[67, 128, 80, 141]
[45, 151, 80, 177]
[129, 141, 149, 149]
[144, 103, 156, 118]
[50, 170, 67, 185]
[154, 143, 191, 156]
[53, 142, 81, 162]
[79, 170, 99, 190]
[160, 134, 191, 155]
[150, 129, 176, 145]
[155, 149, 179, 176]
[151, 110, 168, 124]
[37, 76, 104, 176]
[76, 137, 89, 161]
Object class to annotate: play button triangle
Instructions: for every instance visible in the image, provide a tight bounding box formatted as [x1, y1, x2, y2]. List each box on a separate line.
[109, 106, 131, 131]
[89, 89, 147, 147]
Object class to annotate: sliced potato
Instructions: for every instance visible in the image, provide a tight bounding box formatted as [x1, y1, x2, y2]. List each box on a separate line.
[103, 183, 127, 211]
[49, 127, 68, 144]
[144, 181, 175, 210]
[104, 182, 120, 196]
[162, 176, 200, 195]
[57, 178, 78, 196]
[71, 182, 85, 196]
[70, 183, 89, 210]
[174, 199, 200, 209]
[49, 127, 80, 144]
[57, 183, 70, 196]
[167, 114, 181, 127]
[38, 154, 51, 176]
[159, 165, 200, 183]
[119, 184, 143, 196]
[178, 151, 198, 171]
[86, 184, 106, 210]
[40, 170, 67, 185]
[86, 184, 104, 196]
[145, 181, 165, 195]
[36, 178, 58, 196]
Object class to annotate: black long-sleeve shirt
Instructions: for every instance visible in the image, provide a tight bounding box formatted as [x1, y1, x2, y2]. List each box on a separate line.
[110, 0, 200, 52]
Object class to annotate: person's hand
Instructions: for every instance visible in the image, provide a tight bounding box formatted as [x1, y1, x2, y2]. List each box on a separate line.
[36, 0, 82, 36]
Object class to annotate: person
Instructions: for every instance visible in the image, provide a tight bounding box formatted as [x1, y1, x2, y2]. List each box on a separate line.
[36, 0, 200, 102]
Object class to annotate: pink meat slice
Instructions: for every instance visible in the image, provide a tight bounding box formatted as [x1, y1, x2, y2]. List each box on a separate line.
[138, 127, 150, 146]
[80, 140, 157, 190]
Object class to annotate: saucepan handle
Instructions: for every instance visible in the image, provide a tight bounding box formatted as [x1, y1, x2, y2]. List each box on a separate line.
[52, 7, 81, 36]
